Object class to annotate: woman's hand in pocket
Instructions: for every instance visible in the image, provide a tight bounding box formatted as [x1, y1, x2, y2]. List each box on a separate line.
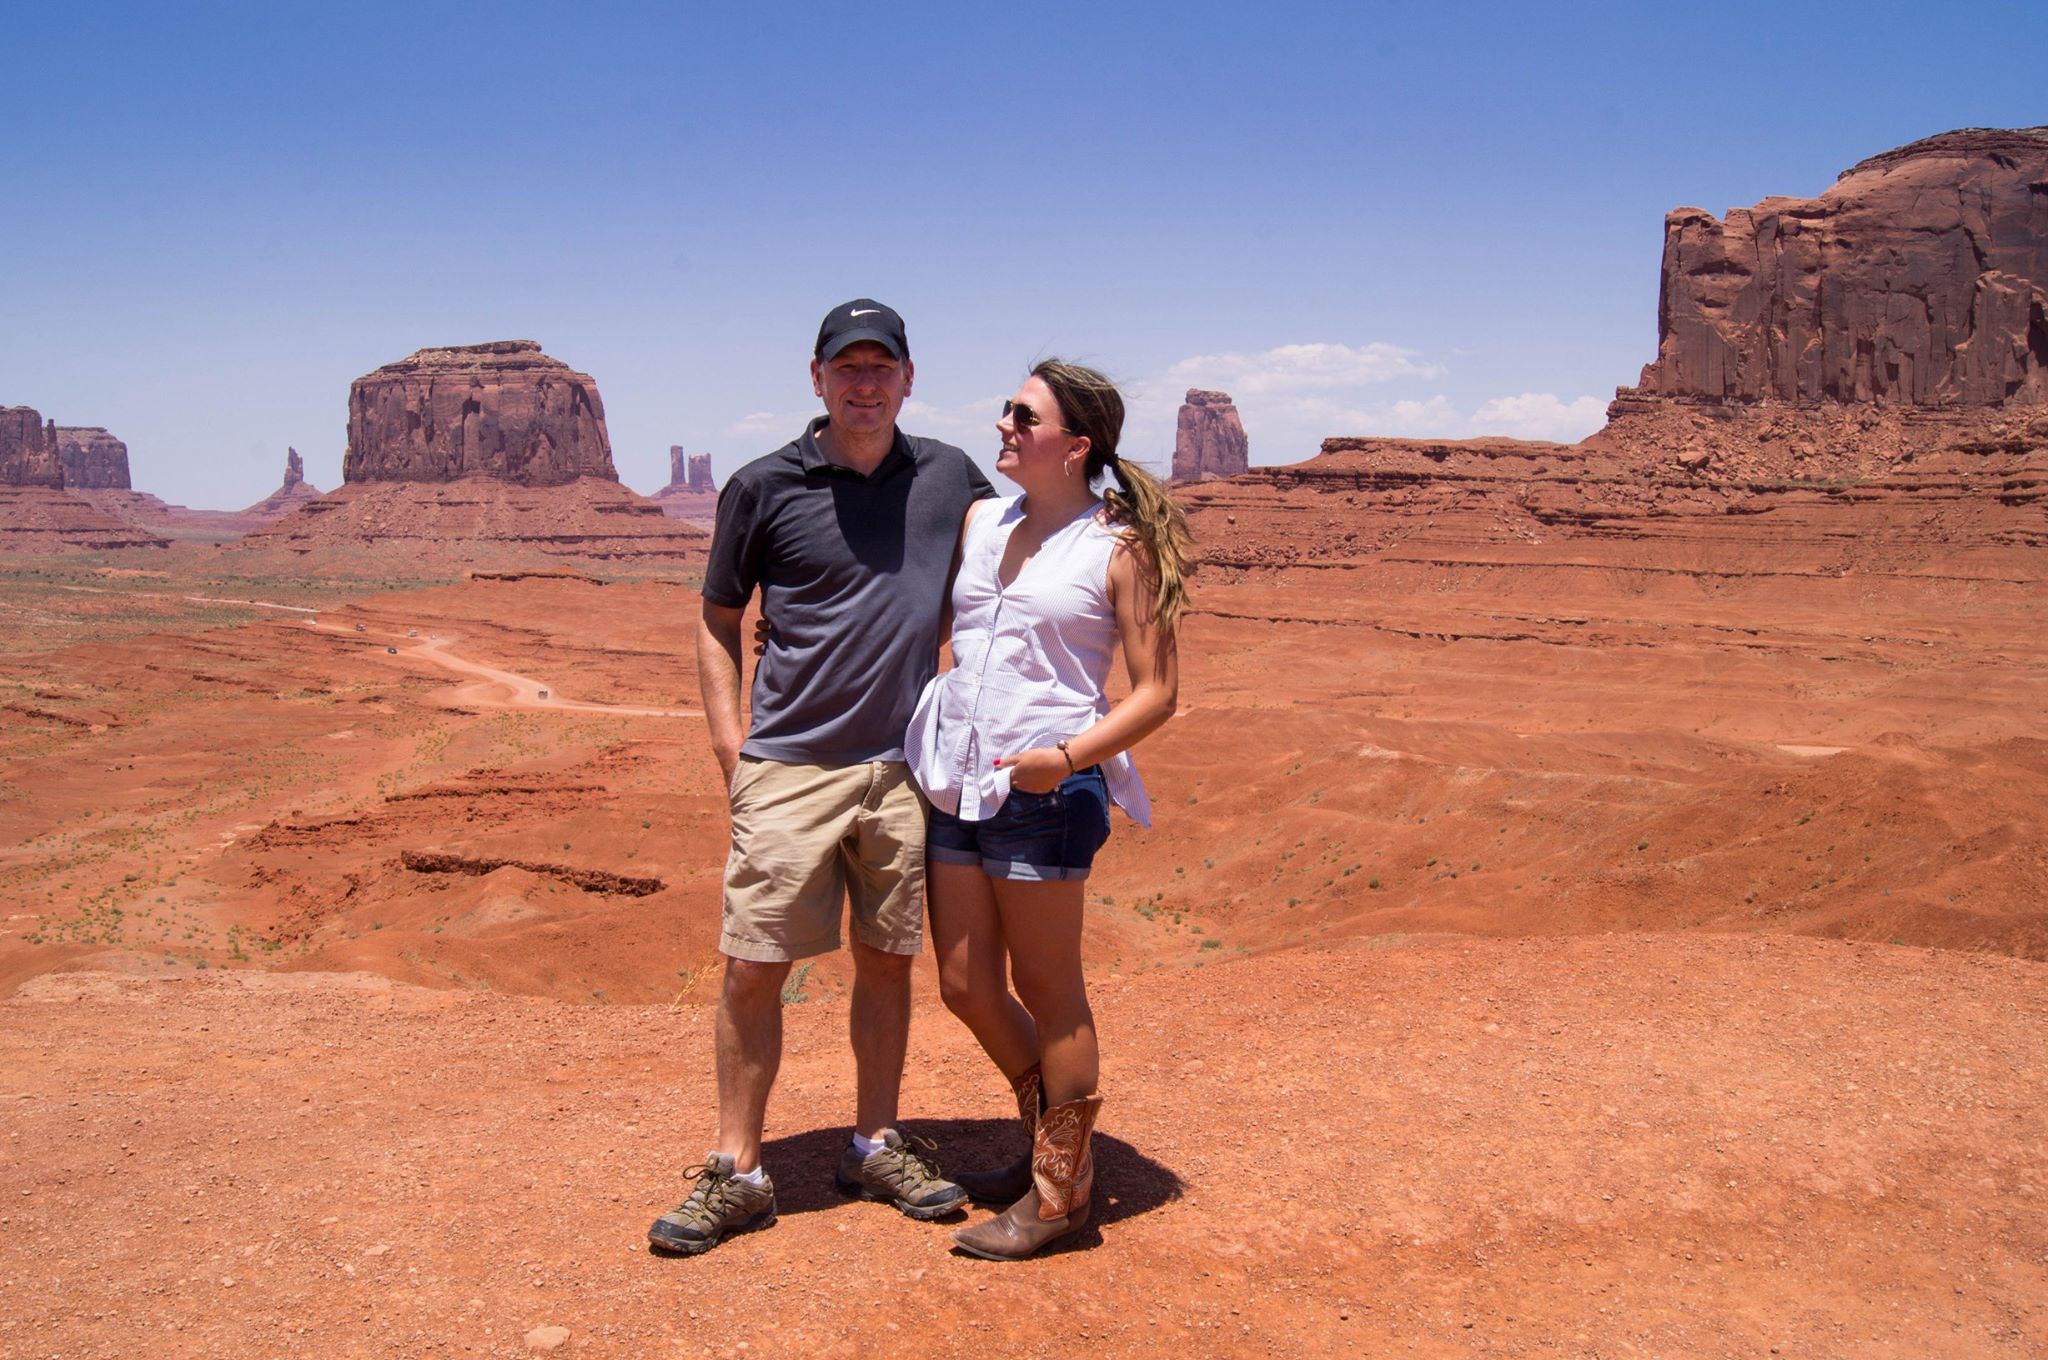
[995, 747, 1067, 795]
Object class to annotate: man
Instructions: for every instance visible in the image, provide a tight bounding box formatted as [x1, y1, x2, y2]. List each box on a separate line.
[648, 299, 995, 1255]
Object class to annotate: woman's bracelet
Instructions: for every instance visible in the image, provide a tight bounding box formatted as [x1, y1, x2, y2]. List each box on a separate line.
[1055, 739, 1076, 774]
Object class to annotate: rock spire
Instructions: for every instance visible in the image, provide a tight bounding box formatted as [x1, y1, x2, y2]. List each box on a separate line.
[1173, 390, 1250, 482]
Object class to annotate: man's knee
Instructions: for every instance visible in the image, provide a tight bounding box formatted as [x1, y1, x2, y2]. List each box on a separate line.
[723, 956, 792, 1004]
[850, 938, 913, 981]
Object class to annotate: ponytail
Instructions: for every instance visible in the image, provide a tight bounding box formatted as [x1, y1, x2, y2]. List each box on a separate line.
[1102, 457, 1193, 635]
[1029, 358, 1195, 635]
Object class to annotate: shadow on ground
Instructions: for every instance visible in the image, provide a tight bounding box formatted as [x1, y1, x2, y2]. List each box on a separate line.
[759, 1118, 1185, 1227]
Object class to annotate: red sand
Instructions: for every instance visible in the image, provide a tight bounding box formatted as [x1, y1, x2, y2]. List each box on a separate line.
[1, 481, 2044, 1355]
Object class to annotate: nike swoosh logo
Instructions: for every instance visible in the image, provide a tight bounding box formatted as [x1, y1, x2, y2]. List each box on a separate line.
[850, 309, 880, 317]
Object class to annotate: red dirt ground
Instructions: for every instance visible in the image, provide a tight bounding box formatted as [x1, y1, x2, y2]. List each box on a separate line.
[1, 460, 2044, 1357]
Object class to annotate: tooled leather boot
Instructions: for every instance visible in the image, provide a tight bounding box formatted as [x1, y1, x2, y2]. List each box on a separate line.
[951, 1064, 1041, 1205]
[951, 1093, 1100, 1261]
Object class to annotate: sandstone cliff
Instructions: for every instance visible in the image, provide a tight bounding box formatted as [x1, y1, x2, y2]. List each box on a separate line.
[55, 427, 132, 489]
[1636, 126, 2048, 408]
[0, 407, 167, 550]
[1177, 130, 2048, 588]
[1173, 390, 1250, 482]
[1, 408, 65, 489]
[247, 344, 703, 567]
[343, 342, 618, 486]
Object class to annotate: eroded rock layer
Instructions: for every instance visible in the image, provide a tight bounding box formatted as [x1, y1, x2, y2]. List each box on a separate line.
[1173, 389, 1250, 482]
[237, 476, 707, 569]
[1178, 411, 2045, 587]
[343, 342, 618, 486]
[1637, 127, 2048, 408]
[55, 428, 131, 489]
[0, 488, 172, 553]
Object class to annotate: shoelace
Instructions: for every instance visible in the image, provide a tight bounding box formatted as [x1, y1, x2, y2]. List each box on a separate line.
[677, 1163, 734, 1214]
[884, 1134, 946, 1188]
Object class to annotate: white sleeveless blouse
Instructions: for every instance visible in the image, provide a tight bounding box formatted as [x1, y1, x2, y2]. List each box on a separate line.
[905, 495, 1153, 826]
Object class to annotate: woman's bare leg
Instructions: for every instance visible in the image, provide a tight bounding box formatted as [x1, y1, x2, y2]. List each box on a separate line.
[989, 876, 1097, 1105]
[928, 859, 1039, 1079]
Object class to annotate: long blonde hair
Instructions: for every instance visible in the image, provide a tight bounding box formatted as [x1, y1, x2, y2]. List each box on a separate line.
[1032, 358, 1194, 634]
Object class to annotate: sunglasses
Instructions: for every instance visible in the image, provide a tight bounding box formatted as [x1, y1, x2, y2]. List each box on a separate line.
[1001, 399, 1069, 432]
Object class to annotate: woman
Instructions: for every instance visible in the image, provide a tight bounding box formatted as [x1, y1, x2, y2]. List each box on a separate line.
[905, 358, 1191, 1260]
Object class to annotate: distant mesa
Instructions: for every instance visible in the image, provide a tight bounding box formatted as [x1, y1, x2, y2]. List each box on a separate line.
[343, 340, 618, 485]
[0, 404, 168, 552]
[56, 427, 131, 489]
[1173, 389, 1249, 483]
[1631, 126, 2048, 409]
[241, 342, 705, 566]
[651, 444, 720, 525]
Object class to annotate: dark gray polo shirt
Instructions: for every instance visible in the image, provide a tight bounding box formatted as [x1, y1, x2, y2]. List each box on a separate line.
[702, 417, 995, 765]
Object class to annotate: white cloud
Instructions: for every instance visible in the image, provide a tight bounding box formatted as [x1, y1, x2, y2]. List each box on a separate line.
[1130, 339, 1610, 465]
[728, 408, 816, 440]
[1468, 393, 1608, 443]
[1161, 341, 1444, 397]
[900, 394, 1006, 443]
[736, 348, 1609, 483]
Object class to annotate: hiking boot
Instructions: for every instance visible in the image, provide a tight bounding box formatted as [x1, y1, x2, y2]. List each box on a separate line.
[834, 1128, 969, 1220]
[647, 1153, 777, 1255]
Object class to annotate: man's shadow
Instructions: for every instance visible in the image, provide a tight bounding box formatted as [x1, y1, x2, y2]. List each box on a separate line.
[761, 1117, 1184, 1234]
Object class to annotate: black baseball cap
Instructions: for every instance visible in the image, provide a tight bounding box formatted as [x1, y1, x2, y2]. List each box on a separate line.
[815, 298, 908, 361]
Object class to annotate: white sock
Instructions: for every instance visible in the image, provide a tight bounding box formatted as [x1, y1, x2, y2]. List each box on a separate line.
[850, 1131, 885, 1156]
[734, 1165, 768, 1185]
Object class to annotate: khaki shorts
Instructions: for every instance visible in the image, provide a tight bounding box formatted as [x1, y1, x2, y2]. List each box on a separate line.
[719, 757, 928, 963]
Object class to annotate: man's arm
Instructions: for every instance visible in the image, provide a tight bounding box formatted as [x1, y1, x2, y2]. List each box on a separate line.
[697, 600, 748, 785]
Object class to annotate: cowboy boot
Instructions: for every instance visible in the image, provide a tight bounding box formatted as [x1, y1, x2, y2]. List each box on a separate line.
[951, 1064, 1041, 1205]
[951, 1093, 1101, 1260]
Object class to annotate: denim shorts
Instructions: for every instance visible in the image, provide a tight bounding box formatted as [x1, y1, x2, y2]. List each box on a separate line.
[927, 767, 1112, 882]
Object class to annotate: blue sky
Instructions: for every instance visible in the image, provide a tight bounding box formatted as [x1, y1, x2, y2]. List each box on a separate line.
[5, 1, 2044, 507]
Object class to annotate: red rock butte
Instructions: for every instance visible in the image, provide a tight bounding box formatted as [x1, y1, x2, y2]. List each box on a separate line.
[55, 427, 131, 490]
[1172, 389, 1249, 482]
[1635, 126, 2048, 409]
[0, 405, 168, 551]
[1182, 128, 2048, 574]
[342, 340, 618, 486]
[240, 342, 704, 567]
